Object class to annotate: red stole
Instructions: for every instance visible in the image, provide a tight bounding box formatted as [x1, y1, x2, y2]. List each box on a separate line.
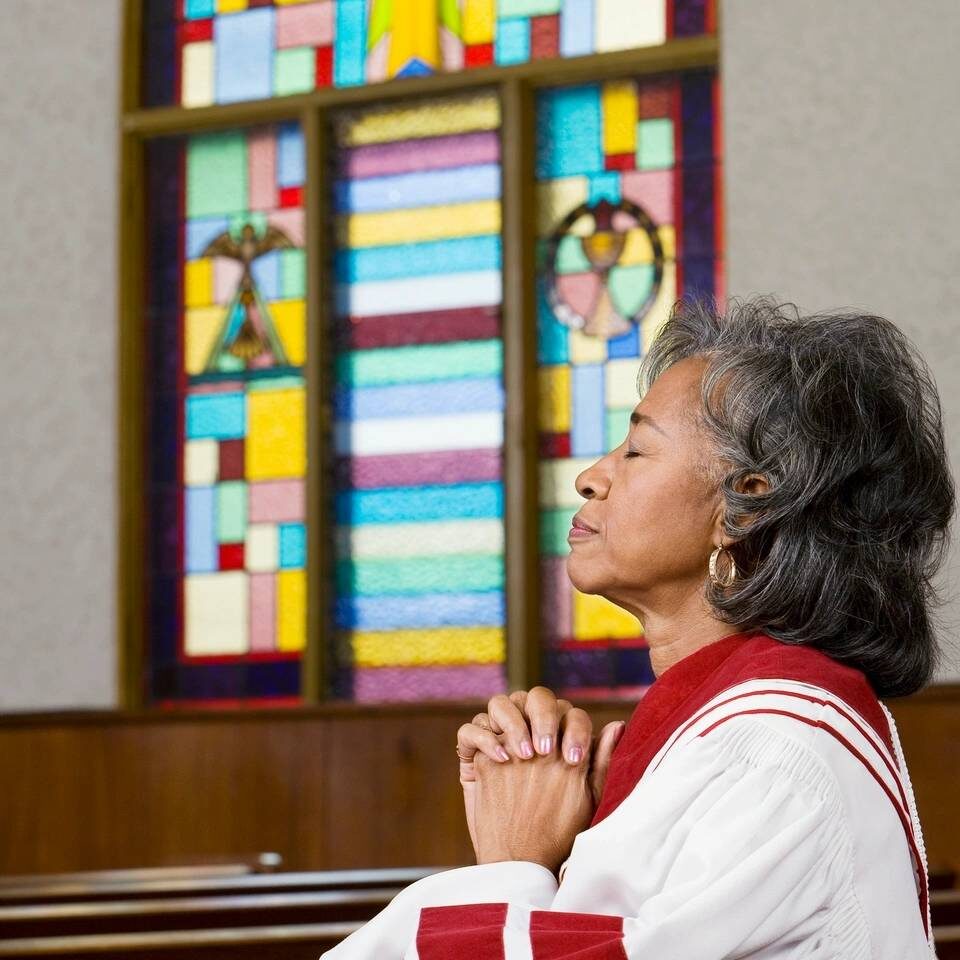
[592, 630, 893, 826]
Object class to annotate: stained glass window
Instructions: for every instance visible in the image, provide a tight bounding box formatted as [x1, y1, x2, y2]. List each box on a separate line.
[133, 0, 720, 706]
[142, 0, 714, 108]
[329, 91, 508, 702]
[536, 70, 721, 697]
[145, 122, 308, 704]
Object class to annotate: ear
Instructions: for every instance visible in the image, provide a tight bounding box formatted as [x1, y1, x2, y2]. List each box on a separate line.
[737, 473, 770, 497]
[710, 472, 770, 544]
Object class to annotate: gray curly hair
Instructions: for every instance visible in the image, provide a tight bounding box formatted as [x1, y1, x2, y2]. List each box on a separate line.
[638, 295, 956, 697]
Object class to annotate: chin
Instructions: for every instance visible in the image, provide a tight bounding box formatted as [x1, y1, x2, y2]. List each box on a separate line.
[564, 552, 609, 596]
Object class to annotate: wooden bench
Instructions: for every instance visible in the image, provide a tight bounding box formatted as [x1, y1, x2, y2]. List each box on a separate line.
[0, 920, 361, 959]
[0, 888, 398, 939]
[933, 889, 960, 927]
[0, 868, 443, 907]
[0, 855, 283, 891]
[936, 925, 960, 960]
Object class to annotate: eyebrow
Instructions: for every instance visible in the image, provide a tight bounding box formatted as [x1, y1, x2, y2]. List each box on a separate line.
[630, 411, 669, 438]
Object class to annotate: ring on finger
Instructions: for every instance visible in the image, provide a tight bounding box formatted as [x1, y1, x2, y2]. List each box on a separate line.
[456, 746, 473, 762]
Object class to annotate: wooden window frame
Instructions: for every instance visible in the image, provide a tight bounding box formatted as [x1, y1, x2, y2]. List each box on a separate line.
[118, 0, 720, 709]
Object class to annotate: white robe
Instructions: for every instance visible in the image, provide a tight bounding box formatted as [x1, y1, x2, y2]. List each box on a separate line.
[322, 679, 933, 959]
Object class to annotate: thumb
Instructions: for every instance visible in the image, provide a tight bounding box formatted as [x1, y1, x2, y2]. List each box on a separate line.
[589, 721, 626, 806]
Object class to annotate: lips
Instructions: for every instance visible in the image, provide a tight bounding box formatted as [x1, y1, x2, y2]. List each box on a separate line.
[571, 515, 598, 533]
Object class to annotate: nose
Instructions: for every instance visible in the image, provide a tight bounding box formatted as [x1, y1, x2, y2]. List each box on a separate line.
[575, 452, 613, 500]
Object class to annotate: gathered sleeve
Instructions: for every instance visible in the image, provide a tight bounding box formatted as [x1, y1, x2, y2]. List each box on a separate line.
[322, 717, 863, 960]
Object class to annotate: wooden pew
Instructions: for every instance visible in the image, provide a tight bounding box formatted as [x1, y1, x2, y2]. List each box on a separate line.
[0, 858, 280, 891]
[936, 926, 960, 960]
[0, 887, 398, 939]
[0, 920, 360, 959]
[0, 867, 443, 908]
[933, 889, 960, 927]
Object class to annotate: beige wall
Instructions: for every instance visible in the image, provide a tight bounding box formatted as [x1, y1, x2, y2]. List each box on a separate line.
[722, 0, 960, 678]
[0, 0, 120, 709]
[0, 0, 957, 710]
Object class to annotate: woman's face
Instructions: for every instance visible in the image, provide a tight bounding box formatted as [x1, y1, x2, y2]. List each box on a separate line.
[566, 356, 723, 620]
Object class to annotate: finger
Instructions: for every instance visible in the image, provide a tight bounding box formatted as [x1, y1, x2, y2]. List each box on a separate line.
[559, 706, 594, 766]
[508, 689, 528, 714]
[487, 693, 535, 759]
[524, 686, 561, 755]
[472, 711, 500, 735]
[588, 721, 626, 804]
[457, 722, 510, 769]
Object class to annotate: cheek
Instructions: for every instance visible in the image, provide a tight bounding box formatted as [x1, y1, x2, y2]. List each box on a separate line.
[605, 468, 711, 560]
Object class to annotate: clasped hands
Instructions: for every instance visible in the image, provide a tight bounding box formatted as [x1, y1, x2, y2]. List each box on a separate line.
[456, 687, 626, 876]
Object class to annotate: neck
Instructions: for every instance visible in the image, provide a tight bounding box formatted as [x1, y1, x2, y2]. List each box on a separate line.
[638, 611, 750, 678]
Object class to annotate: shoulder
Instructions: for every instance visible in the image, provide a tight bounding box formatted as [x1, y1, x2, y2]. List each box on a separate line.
[711, 633, 895, 755]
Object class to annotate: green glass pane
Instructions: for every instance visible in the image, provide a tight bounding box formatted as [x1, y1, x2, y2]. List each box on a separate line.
[337, 339, 503, 387]
[605, 406, 633, 452]
[540, 507, 577, 556]
[216, 481, 248, 543]
[274, 47, 315, 97]
[336, 554, 504, 597]
[280, 249, 306, 298]
[609, 263, 655, 319]
[187, 132, 248, 219]
[637, 118, 674, 170]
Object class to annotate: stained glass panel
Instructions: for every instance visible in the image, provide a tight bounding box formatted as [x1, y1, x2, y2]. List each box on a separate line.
[535, 70, 721, 698]
[145, 122, 307, 705]
[330, 91, 508, 702]
[142, 0, 715, 108]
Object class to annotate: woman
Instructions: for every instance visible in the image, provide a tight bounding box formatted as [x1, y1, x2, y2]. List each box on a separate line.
[325, 296, 954, 959]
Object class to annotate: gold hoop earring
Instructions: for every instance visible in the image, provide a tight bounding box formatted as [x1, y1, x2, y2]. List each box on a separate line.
[709, 544, 738, 587]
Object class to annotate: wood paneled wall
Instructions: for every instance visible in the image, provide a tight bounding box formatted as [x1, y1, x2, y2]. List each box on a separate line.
[0, 691, 957, 877]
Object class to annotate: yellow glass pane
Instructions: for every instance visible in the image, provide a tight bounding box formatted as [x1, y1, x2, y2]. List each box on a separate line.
[602, 80, 638, 156]
[353, 626, 504, 667]
[339, 199, 500, 248]
[640, 260, 677, 356]
[247, 387, 306, 480]
[277, 569, 306, 652]
[338, 93, 500, 146]
[538, 365, 571, 432]
[463, 0, 495, 44]
[184, 306, 223, 375]
[536, 177, 589, 235]
[185, 259, 213, 308]
[573, 590, 642, 640]
[271, 298, 306, 365]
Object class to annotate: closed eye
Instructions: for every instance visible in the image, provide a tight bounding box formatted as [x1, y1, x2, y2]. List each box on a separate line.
[624, 450, 643, 458]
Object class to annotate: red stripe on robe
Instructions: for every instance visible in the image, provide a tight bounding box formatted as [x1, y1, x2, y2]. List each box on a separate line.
[531, 911, 627, 960]
[417, 903, 508, 960]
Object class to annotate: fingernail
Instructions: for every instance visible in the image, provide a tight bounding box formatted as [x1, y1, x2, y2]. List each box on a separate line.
[496, 746, 510, 762]
[567, 746, 582, 764]
[539, 735, 553, 755]
[520, 740, 534, 759]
